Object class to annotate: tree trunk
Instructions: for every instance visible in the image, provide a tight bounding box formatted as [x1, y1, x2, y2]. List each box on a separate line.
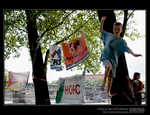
[25, 10, 50, 105]
[97, 10, 135, 105]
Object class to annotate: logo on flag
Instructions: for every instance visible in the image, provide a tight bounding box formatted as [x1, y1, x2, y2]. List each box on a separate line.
[61, 33, 89, 70]
[8, 72, 30, 91]
[49, 45, 62, 71]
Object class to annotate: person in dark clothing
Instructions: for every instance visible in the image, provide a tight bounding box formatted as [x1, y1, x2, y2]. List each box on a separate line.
[132, 72, 144, 105]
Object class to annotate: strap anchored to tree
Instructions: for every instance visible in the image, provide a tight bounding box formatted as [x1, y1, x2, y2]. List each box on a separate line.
[33, 77, 47, 82]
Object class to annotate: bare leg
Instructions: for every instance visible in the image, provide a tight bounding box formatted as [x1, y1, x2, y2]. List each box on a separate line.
[101, 65, 112, 91]
[107, 76, 113, 98]
[101, 67, 107, 91]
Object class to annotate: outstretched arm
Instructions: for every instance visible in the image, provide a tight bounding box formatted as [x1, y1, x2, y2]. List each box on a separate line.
[128, 49, 142, 57]
[100, 16, 107, 32]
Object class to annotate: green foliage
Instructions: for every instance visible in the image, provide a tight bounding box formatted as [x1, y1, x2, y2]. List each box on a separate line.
[4, 9, 28, 59]
[114, 10, 144, 40]
[85, 78, 104, 87]
[4, 9, 102, 74]
[4, 9, 144, 75]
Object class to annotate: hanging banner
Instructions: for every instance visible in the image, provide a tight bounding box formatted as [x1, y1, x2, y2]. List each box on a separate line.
[56, 75, 85, 104]
[61, 33, 89, 70]
[49, 45, 62, 71]
[8, 72, 30, 91]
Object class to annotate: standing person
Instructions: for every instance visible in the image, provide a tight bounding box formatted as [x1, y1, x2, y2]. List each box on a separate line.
[132, 72, 144, 105]
[99, 16, 142, 97]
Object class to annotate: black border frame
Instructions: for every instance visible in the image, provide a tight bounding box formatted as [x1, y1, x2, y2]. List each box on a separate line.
[0, 7, 149, 113]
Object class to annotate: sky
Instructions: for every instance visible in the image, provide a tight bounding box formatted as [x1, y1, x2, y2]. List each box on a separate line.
[5, 10, 146, 83]
[125, 10, 145, 82]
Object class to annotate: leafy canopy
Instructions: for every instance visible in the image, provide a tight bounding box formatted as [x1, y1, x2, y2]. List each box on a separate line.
[4, 9, 143, 74]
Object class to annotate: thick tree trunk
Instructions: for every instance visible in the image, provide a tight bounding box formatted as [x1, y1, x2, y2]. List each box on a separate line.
[26, 10, 50, 105]
[97, 10, 135, 105]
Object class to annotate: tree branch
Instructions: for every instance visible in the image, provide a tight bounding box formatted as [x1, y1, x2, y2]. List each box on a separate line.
[121, 9, 135, 38]
[35, 10, 76, 51]
[42, 19, 85, 74]
[37, 11, 77, 75]
[42, 19, 86, 73]
[54, 24, 83, 45]
[127, 9, 135, 20]
[55, 12, 96, 45]
[121, 10, 128, 38]
[43, 12, 96, 75]
[40, 10, 75, 39]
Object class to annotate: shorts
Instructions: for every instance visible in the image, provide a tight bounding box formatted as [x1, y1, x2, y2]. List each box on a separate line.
[103, 60, 112, 68]
[102, 60, 116, 78]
